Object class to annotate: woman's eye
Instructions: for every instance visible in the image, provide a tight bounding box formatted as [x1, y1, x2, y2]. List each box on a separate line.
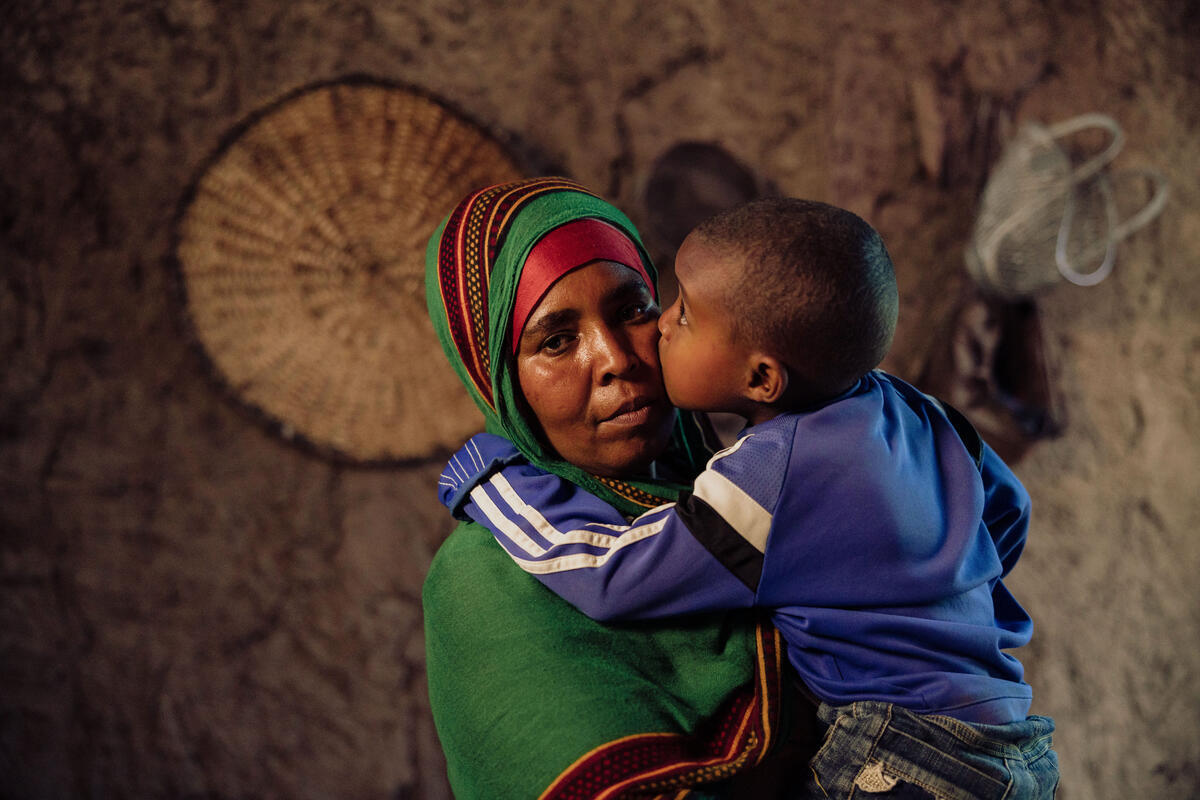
[677, 303, 688, 325]
[620, 301, 658, 323]
[540, 333, 572, 354]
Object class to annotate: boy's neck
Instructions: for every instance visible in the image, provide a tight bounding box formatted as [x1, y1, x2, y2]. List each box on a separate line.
[741, 374, 865, 426]
[744, 405, 788, 427]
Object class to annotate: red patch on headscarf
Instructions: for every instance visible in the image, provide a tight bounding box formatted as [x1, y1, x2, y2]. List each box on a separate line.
[511, 218, 654, 352]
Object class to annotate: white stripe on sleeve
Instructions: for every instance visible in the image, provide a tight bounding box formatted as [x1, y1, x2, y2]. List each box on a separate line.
[502, 520, 668, 574]
[469, 484, 548, 556]
[469, 474, 674, 573]
[692, 436, 772, 553]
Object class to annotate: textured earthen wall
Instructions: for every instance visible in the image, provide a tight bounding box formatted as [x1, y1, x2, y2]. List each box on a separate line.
[2, 2, 1197, 797]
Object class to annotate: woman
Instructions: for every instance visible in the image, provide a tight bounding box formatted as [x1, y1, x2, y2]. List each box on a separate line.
[423, 177, 798, 798]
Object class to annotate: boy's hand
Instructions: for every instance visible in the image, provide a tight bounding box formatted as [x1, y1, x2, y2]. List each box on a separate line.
[438, 433, 525, 519]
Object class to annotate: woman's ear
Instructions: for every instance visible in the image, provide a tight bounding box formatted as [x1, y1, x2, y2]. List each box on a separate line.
[744, 354, 789, 405]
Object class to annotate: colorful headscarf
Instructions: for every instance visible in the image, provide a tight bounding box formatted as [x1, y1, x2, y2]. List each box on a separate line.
[423, 177, 786, 798]
[513, 217, 652, 353]
[426, 176, 704, 512]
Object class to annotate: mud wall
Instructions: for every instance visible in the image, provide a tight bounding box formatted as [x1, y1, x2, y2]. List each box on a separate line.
[2, 2, 1198, 797]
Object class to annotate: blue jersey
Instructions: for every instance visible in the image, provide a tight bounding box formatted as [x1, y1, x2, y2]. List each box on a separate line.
[439, 371, 1035, 724]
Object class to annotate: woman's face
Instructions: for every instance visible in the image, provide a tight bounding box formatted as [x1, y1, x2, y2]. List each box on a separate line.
[515, 260, 675, 477]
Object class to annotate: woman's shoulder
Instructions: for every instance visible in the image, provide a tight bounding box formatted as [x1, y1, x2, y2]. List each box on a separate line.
[422, 521, 524, 614]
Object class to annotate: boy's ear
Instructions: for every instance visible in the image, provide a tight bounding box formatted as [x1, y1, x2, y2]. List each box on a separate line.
[744, 353, 789, 404]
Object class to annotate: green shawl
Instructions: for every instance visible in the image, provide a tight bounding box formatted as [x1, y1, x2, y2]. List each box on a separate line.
[423, 178, 784, 799]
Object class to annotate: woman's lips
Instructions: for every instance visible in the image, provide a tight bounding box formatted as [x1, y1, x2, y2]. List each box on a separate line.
[599, 397, 656, 427]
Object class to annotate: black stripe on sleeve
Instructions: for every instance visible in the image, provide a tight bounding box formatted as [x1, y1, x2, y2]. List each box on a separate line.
[675, 490, 765, 593]
[937, 399, 984, 471]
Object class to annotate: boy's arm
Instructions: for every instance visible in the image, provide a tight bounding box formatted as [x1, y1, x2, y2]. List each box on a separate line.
[438, 434, 761, 621]
[930, 396, 1029, 577]
[978, 443, 1031, 577]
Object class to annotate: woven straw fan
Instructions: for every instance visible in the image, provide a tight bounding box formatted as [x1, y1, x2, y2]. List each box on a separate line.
[175, 79, 522, 462]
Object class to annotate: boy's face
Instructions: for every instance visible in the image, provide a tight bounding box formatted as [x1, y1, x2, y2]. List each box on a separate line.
[657, 234, 754, 415]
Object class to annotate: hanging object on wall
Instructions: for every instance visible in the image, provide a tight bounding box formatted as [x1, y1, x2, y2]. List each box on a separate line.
[641, 141, 765, 259]
[965, 113, 1168, 297]
[173, 78, 523, 463]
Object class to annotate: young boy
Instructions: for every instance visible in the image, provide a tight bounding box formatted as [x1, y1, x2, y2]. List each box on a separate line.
[438, 198, 1059, 798]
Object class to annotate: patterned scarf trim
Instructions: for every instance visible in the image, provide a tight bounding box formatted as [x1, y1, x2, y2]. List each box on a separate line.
[539, 621, 785, 799]
[434, 177, 599, 412]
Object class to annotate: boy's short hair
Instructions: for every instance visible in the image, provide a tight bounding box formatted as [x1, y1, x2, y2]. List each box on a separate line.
[692, 197, 898, 404]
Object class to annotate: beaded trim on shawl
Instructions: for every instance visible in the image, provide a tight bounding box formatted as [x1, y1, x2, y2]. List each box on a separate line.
[594, 475, 664, 510]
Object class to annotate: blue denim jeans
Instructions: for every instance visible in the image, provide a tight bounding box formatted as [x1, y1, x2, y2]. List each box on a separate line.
[797, 701, 1059, 799]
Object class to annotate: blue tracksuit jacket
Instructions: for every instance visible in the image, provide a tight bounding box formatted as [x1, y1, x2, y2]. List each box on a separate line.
[439, 371, 1035, 724]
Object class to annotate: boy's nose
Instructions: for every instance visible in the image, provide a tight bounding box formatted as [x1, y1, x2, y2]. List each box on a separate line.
[657, 305, 673, 339]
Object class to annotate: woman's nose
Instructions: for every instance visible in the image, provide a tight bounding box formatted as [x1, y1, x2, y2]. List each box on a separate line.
[592, 326, 640, 383]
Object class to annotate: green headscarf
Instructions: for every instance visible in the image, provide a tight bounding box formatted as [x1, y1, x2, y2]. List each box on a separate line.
[423, 178, 785, 799]
[426, 176, 706, 513]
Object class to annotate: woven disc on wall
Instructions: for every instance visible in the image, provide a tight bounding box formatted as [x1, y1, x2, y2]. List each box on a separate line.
[175, 79, 522, 462]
